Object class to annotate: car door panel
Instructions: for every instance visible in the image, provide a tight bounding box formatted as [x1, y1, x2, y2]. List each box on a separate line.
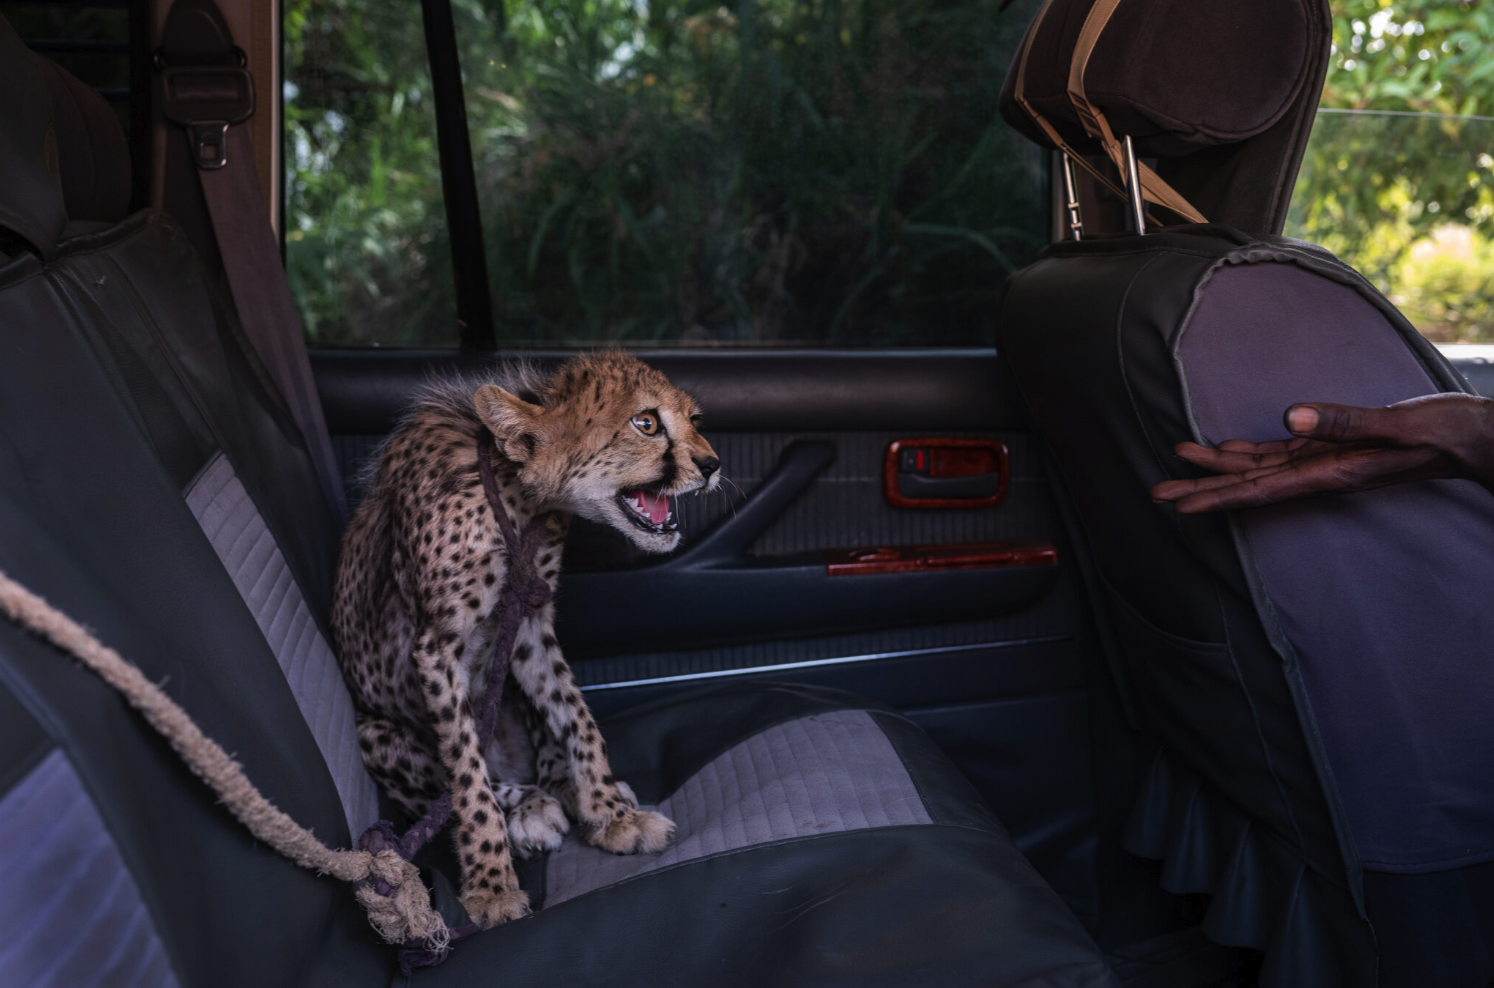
[315, 349, 1067, 650]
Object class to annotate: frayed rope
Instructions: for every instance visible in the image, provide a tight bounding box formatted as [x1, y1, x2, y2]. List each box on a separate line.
[0, 569, 447, 953]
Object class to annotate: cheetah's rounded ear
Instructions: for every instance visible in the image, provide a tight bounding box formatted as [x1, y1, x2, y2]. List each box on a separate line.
[475, 385, 545, 463]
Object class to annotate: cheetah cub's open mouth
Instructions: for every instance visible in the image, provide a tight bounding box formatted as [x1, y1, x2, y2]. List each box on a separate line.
[617, 487, 677, 535]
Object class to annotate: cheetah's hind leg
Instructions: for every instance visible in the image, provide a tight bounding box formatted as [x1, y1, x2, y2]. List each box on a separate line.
[356, 716, 445, 818]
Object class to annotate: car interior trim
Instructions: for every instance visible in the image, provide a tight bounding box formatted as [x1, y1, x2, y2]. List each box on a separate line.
[823, 540, 1057, 576]
[579, 635, 1072, 692]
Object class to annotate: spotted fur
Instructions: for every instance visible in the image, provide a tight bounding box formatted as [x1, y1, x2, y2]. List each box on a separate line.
[332, 351, 720, 928]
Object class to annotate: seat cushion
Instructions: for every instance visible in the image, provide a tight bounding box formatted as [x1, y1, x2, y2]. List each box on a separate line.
[416, 683, 1118, 988]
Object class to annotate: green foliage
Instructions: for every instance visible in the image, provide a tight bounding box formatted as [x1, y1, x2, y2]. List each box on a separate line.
[285, 0, 1048, 346]
[1286, 1, 1494, 341]
[1320, 0, 1494, 115]
[1389, 224, 1494, 342]
[284, 0, 458, 345]
[457, 0, 1046, 345]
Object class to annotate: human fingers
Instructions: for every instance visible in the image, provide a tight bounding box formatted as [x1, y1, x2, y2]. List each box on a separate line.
[1172, 442, 1299, 474]
[1285, 402, 1419, 444]
[1169, 443, 1454, 512]
[1152, 462, 1299, 503]
[1169, 465, 1346, 513]
[1216, 438, 1306, 454]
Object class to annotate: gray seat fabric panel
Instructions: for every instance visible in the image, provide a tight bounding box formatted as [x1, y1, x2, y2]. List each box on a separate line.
[0, 749, 179, 988]
[544, 709, 932, 906]
[185, 452, 378, 839]
[1178, 260, 1494, 872]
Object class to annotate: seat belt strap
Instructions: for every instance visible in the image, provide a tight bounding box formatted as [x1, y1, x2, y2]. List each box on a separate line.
[1010, 0, 1208, 228]
[157, 0, 349, 528]
[197, 127, 350, 527]
[1012, 0, 1146, 219]
[1065, 0, 1207, 224]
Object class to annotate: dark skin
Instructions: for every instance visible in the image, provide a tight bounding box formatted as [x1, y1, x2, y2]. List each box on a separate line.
[1150, 393, 1494, 513]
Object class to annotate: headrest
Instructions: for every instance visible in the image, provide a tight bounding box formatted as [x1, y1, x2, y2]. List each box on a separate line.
[1000, 0, 1332, 236]
[32, 54, 133, 226]
[1001, 0, 1314, 158]
[0, 17, 68, 260]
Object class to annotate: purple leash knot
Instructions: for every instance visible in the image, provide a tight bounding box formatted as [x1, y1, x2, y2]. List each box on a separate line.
[357, 427, 555, 975]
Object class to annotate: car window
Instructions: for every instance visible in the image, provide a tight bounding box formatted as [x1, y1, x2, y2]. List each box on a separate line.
[285, 0, 1050, 348]
[1285, 1, 1494, 345]
[284, 0, 461, 347]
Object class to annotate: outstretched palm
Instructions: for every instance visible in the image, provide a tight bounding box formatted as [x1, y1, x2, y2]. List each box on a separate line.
[1150, 394, 1494, 514]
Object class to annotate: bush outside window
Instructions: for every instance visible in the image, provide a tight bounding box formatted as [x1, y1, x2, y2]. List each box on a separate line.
[1287, 0, 1494, 344]
[284, 0, 1048, 347]
[285, 0, 1494, 348]
[285, 0, 459, 346]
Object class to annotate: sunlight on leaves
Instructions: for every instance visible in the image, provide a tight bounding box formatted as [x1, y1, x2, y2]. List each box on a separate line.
[1287, 0, 1494, 342]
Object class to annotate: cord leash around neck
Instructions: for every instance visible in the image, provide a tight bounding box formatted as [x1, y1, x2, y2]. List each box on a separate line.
[358, 427, 553, 970]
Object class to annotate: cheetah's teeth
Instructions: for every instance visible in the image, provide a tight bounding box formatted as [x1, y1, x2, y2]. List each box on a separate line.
[617, 487, 679, 534]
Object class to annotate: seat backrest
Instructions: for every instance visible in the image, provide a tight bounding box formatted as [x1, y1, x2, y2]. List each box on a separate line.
[993, 3, 1493, 985]
[0, 24, 386, 986]
[1001, 225, 1494, 985]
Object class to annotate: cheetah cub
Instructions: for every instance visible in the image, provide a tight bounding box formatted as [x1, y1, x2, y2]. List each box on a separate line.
[332, 351, 720, 928]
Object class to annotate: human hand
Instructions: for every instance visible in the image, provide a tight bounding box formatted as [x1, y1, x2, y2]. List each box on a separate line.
[1149, 394, 1494, 514]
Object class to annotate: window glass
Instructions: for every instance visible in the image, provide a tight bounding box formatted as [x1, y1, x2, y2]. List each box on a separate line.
[451, 0, 1048, 346]
[284, 0, 459, 345]
[1285, 1, 1494, 343]
[1288, 111, 1494, 343]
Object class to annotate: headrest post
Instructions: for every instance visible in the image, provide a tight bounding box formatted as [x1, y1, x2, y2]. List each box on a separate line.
[1060, 152, 1084, 241]
[1122, 135, 1145, 235]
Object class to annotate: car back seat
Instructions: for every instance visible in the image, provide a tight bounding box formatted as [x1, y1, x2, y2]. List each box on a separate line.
[0, 23, 1118, 987]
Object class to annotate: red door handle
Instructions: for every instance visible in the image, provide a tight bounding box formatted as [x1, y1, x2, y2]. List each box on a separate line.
[884, 438, 1009, 509]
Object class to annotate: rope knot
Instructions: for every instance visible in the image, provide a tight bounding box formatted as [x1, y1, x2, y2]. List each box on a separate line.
[506, 568, 553, 611]
[353, 849, 448, 951]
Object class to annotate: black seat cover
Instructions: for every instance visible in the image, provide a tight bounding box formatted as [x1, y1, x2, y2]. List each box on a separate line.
[0, 24, 1116, 986]
[1002, 230, 1382, 986]
[998, 1, 1494, 984]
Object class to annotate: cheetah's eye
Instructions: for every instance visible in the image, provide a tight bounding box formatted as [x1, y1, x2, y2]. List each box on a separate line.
[631, 411, 661, 436]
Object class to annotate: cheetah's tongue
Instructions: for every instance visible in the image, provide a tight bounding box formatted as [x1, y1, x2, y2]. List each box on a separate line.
[628, 488, 671, 525]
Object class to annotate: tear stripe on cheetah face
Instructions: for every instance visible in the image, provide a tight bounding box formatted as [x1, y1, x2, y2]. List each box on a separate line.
[333, 352, 702, 928]
[472, 350, 720, 553]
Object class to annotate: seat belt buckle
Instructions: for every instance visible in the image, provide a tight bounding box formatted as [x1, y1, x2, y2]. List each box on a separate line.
[155, 51, 255, 171]
[182, 120, 233, 169]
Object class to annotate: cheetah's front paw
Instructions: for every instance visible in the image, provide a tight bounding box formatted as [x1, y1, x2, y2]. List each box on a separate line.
[508, 789, 570, 857]
[461, 886, 531, 929]
[587, 807, 675, 855]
